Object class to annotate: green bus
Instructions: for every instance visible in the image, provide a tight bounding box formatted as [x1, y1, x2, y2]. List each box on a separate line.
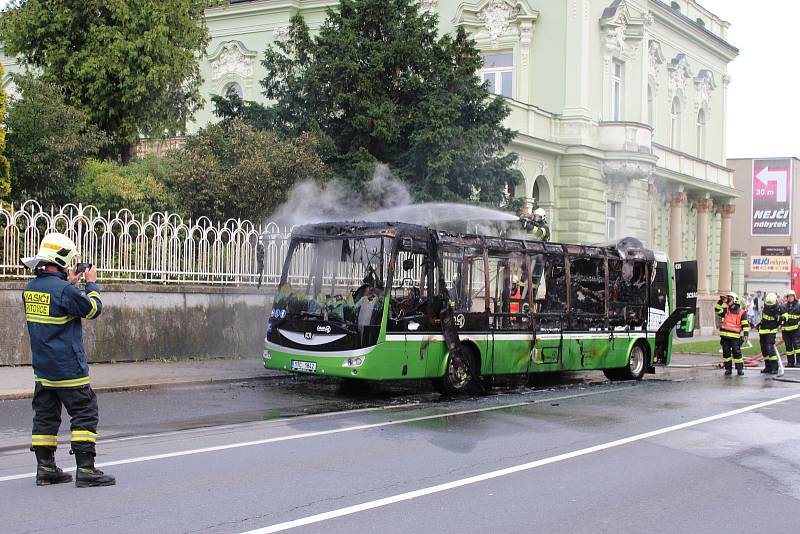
[263, 222, 696, 394]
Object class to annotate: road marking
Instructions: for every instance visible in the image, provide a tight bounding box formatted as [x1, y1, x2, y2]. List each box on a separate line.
[238, 391, 800, 534]
[0, 387, 622, 483]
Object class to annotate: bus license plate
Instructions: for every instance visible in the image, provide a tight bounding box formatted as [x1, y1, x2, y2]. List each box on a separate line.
[291, 360, 317, 372]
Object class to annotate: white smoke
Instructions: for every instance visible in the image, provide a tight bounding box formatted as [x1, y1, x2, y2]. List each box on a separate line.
[270, 164, 412, 226]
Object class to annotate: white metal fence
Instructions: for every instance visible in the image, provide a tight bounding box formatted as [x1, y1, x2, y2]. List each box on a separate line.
[0, 201, 293, 286]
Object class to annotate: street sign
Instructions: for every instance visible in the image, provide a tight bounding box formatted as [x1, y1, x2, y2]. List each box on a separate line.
[752, 159, 792, 236]
[750, 255, 792, 273]
[761, 246, 791, 256]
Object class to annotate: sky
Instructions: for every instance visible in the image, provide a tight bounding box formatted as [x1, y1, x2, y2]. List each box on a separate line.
[0, 0, 792, 159]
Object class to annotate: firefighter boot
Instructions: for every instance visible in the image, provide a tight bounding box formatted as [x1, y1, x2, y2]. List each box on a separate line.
[736, 362, 745, 376]
[788, 355, 797, 368]
[74, 451, 115, 488]
[724, 361, 732, 376]
[33, 448, 72, 486]
[761, 361, 770, 374]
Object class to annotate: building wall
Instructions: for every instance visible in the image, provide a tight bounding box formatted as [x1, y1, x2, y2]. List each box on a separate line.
[727, 157, 799, 294]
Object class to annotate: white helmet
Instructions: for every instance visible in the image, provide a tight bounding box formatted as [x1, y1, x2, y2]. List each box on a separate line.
[21, 233, 79, 270]
[765, 292, 778, 306]
[533, 208, 546, 221]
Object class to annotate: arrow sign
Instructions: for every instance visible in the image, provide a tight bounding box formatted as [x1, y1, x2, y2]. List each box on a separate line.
[756, 167, 789, 202]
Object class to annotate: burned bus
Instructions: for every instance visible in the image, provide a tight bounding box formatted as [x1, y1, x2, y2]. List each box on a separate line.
[263, 222, 696, 394]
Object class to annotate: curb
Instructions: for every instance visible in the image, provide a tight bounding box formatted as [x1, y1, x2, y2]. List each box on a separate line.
[0, 372, 293, 401]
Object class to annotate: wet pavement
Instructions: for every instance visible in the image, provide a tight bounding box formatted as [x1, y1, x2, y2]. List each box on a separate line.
[1, 365, 798, 533]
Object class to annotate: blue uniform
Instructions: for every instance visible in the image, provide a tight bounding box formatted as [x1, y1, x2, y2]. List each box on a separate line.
[23, 270, 103, 453]
[23, 270, 102, 387]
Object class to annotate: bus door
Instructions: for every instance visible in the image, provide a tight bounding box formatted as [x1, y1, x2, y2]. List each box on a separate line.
[565, 250, 612, 370]
[486, 251, 532, 374]
[524, 250, 564, 370]
[430, 245, 490, 376]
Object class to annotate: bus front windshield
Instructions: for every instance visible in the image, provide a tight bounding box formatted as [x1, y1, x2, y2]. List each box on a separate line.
[273, 237, 391, 330]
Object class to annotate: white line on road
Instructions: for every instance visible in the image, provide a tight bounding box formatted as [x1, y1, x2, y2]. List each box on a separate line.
[238, 391, 800, 534]
[0, 387, 621, 483]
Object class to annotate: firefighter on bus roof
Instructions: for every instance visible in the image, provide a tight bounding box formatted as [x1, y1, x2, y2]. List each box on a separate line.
[781, 290, 800, 367]
[21, 233, 116, 488]
[716, 291, 750, 376]
[526, 208, 550, 242]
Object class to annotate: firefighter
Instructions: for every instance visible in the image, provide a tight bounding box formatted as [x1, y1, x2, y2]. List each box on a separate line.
[21, 233, 116, 487]
[782, 289, 800, 367]
[509, 274, 523, 318]
[526, 208, 550, 242]
[758, 292, 782, 375]
[715, 291, 749, 376]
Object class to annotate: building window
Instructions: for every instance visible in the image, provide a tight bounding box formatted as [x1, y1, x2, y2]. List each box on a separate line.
[647, 85, 654, 127]
[224, 82, 244, 99]
[696, 18, 706, 28]
[696, 109, 706, 159]
[482, 52, 513, 98]
[670, 1, 681, 11]
[611, 59, 623, 121]
[670, 97, 681, 149]
[607, 201, 620, 239]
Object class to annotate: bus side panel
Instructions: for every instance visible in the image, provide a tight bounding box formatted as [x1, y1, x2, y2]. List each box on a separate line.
[564, 336, 628, 370]
[489, 336, 533, 374]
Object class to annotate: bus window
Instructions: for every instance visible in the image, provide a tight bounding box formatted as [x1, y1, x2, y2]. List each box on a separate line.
[608, 259, 648, 329]
[437, 245, 488, 329]
[487, 252, 528, 330]
[536, 254, 567, 330]
[390, 249, 432, 327]
[649, 261, 668, 312]
[569, 256, 606, 330]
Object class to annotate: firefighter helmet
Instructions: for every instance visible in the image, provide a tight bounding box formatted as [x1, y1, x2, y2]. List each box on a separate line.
[788, 290, 797, 299]
[765, 292, 778, 306]
[21, 233, 79, 270]
[533, 208, 546, 222]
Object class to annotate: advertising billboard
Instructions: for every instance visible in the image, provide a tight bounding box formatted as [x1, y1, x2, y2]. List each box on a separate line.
[752, 159, 792, 235]
[750, 256, 792, 273]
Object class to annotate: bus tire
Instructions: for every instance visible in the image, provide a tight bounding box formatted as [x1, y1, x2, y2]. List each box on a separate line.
[603, 342, 648, 382]
[434, 348, 479, 396]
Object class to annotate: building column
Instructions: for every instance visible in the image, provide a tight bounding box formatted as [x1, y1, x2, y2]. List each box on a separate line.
[669, 192, 687, 263]
[693, 198, 713, 294]
[717, 203, 735, 292]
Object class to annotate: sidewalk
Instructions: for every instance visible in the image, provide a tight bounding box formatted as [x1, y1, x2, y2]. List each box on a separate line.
[0, 358, 289, 400]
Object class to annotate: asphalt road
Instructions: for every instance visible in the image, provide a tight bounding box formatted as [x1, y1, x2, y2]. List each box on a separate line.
[1, 367, 799, 533]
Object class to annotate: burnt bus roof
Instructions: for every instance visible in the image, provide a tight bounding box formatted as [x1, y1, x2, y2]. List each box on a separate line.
[288, 222, 655, 261]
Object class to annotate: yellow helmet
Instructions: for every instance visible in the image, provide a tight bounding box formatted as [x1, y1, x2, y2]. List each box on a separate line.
[21, 233, 79, 270]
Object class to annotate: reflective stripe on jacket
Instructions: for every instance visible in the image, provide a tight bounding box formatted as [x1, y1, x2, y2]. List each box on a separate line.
[782, 301, 800, 331]
[720, 305, 749, 339]
[22, 271, 103, 385]
[759, 305, 783, 334]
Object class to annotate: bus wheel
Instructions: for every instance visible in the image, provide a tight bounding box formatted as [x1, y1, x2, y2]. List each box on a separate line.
[434, 350, 477, 396]
[603, 343, 648, 382]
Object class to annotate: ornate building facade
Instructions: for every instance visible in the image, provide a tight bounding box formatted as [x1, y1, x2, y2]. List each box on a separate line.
[1, 0, 738, 330]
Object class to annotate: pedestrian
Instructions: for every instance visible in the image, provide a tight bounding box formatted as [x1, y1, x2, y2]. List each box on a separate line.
[781, 290, 800, 367]
[758, 292, 782, 375]
[21, 233, 116, 487]
[754, 290, 763, 325]
[715, 291, 750, 376]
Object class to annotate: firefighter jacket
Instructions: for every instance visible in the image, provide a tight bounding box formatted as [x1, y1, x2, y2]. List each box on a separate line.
[782, 300, 800, 332]
[716, 303, 749, 339]
[758, 304, 784, 334]
[527, 222, 549, 242]
[22, 270, 103, 387]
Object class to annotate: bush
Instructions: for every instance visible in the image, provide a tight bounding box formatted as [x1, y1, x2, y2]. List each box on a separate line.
[5, 75, 106, 206]
[168, 119, 330, 221]
[75, 157, 179, 216]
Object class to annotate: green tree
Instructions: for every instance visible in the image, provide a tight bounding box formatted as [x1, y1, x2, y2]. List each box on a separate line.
[75, 157, 179, 215]
[0, 0, 217, 161]
[0, 63, 10, 199]
[5, 75, 106, 206]
[254, 0, 519, 204]
[168, 119, 330, 221]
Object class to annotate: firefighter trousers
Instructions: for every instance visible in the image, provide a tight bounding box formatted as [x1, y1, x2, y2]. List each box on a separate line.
[783, 329, 800, 366]
[720, 337, 743, 370]
[31, 383, 98, 455]
[759, 333, 779, 362]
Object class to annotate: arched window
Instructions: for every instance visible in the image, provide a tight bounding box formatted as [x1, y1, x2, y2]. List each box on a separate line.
[696, 109, 706, 159]
[670, 1, 681, 11]
[696, 18, 706, 28]
[670, 97, 681, 149]
[647, 85, 654, 127]
[224, 82, 244, 99]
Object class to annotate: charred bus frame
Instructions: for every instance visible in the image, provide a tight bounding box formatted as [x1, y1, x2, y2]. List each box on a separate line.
[263, 222, 695, 394]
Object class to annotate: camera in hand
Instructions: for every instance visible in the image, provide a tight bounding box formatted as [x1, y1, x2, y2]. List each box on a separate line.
[75, 263, 92, 274]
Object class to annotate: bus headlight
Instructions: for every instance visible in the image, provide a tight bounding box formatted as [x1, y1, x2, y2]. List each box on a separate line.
[342, 356, 365, 368]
